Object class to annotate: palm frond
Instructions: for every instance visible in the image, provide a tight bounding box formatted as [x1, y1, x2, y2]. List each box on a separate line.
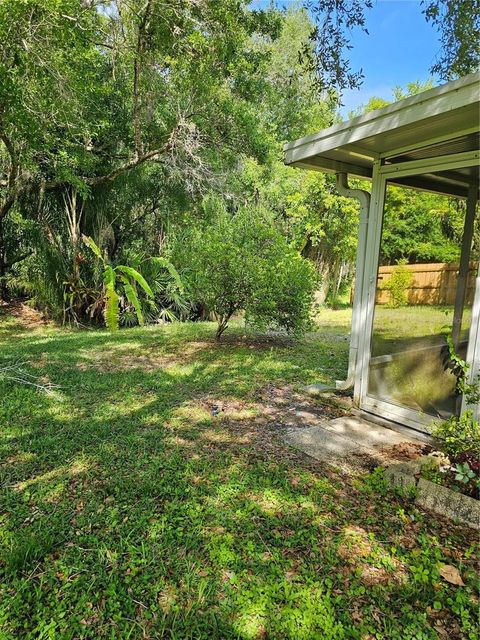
[157, 307, 179, 323]
[82, 235, 104, 262]
[150, 257, 184, 293]
[104, 266, 119, 331]
[116, 265, 153, 297]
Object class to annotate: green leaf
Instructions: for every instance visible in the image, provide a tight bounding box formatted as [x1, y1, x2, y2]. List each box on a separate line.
[104, 281, 119, 331]
[103, 266, 119, 331]
[104, 265, 116, 287]
[82, 235, 103, 262]
[150, 257, 185, 293]
[116, 266, 153, 298]
[119, 275, 144, 326]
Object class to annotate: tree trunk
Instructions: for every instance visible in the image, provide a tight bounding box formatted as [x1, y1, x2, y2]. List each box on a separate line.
[216, 317, 228, 340]
[215, 310, 234, 340]
[0, 217, 9, 302]
[63, 188, 85, 321]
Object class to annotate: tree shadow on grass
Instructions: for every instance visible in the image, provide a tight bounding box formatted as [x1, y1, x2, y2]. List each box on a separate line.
[0, 324, 478, 638]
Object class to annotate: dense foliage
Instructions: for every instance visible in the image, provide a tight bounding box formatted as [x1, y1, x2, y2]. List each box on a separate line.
[0, 1, 478, 326]
[381, 261, 414, 308]
[432, 341, 480, 497]
[172, 201, 317, 339]
[0, 2, 331, 324]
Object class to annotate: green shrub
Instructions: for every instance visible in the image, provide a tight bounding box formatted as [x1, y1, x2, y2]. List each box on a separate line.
[83, 235, 154, 331]
[432, 410, 480, 459]
[382, 259, 413, 308]
[172, 199, 318, 339]
[433, 338, 480, 459]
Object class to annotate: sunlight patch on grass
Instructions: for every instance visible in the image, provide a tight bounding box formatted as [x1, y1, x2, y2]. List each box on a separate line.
[245, 489, 293, 517]
[201, 428, 254, 445]
[207, 532, 238, 567]
[165, 435, 195, 448]
[337, 525, 408, 587]
[233, 601, 267, 639]
[5, 451, 36, 464]
[14, 457, 91, 492]
[168, 402, 213, 425]
[96, 394, 158, 419]
[230, 580, 345, 640]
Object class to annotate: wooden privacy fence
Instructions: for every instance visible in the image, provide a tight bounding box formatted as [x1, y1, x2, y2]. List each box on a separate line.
[375, 262, 478, 305]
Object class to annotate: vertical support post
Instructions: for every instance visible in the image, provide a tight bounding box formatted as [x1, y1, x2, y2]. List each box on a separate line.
[452, 184, 478, 347]
[356, 161, 385, 405]
[334, 173, 371, 393]
[462, 184, 479, 420]
[463, 259, 480, 420]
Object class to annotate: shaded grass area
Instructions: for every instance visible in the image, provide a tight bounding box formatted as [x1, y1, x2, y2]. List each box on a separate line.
[0, 313, 479, 639]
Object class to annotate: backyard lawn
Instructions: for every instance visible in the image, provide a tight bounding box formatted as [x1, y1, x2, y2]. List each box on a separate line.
[0, 307, 478, 640]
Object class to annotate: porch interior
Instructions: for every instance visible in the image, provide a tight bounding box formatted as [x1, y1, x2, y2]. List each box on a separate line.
[284, 73, 479, 431]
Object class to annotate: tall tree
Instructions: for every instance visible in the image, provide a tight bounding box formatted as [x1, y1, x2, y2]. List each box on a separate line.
[0, 0, 281, 298]
[423, 0, 480, 79]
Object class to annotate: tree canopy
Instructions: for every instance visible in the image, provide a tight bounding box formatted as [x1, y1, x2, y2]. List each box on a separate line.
[0, 0, 477, 324]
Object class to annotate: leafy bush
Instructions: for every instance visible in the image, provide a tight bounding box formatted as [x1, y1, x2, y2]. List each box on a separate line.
[83, 236, 154, 331]
[382, 259, 413, 308]
[433, 338, 480, 459]
[118, 252, 189, 325]
[432, 410, 480, 459]
[172, 200, 318, 339]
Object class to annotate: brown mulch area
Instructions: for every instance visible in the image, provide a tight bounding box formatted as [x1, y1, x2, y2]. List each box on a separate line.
[379, 441, 433, 461]
[191, 385, 431, 473]
[0, 299, 49, 328]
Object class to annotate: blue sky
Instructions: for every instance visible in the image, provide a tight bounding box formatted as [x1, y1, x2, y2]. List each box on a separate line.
[251, 0, 442, 116]
[339, 0, 441, 116]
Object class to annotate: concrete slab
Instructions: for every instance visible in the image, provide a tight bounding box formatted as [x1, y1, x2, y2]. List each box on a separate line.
[304, 383, 336, 396]
[416, 478, 480, 529]
[283, 424, 372, 461]
[350, 408, 433, 444]
[282, 415, 425, 469]
[322, 416, 422, 448]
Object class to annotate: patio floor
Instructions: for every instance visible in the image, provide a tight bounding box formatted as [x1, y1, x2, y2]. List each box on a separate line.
[282, 415, 428, 470]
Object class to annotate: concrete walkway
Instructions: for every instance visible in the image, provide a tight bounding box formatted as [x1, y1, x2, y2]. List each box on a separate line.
[282, 415, 427, 470]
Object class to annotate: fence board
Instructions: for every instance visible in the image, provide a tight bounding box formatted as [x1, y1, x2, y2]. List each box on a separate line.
[374, 262, 478, 305]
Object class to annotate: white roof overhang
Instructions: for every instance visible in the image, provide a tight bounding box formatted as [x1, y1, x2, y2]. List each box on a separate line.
[284, 73, 480, 198]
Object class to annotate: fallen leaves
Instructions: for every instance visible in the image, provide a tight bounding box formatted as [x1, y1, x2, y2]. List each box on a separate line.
[439, 564, 465, 586]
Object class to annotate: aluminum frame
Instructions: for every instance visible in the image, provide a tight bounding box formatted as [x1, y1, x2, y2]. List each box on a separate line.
[356, 154, 479, 433]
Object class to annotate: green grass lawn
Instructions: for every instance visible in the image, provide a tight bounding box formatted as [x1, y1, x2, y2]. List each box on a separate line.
[0, 310, 478, 639]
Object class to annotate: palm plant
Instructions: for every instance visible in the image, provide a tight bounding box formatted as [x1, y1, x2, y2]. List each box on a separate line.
[135, 255, 190, 323]
[82, 235, 154, 331]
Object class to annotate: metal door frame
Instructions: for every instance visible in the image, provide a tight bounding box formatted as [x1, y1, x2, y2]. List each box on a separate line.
[355, 152, 479, 432]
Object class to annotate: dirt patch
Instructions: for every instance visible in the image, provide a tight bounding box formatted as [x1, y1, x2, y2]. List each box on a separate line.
[350, 443, 431, 471]
[254, 383, 345, 425]
[183, 388, 425, 474]
[337, 526, 408, 586]
[337, 526, 374, 561]
[360, 563, 407, 587]
[75, 341, 211, 372]
[186, 387, 346, 437]
[209, 332, 296, 349]
[0, 299, 49, 329]
[379, 441, 432, 461]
